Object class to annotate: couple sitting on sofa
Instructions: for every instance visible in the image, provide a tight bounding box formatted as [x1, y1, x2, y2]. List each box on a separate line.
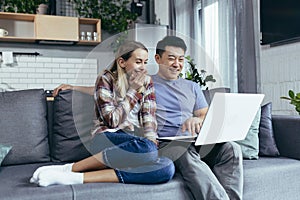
[30, 36, 243, 200]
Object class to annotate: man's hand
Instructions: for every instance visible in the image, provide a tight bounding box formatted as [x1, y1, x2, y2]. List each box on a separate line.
[182, 117, 203, 136]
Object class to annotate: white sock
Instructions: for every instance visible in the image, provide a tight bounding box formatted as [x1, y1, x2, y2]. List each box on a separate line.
[37, 170, 84, 187]
[30, 163, 74, 184]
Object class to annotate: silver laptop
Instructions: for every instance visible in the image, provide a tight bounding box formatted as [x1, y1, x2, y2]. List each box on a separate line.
[158, 93, 264, 146]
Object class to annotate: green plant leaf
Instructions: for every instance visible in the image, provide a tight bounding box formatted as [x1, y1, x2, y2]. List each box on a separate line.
[204, 75, 216, 83]
[289, 90, 295, 98]
[280, 96, 292, 100]
[185, 55, 191, 60]
[296, 105, 300, 114]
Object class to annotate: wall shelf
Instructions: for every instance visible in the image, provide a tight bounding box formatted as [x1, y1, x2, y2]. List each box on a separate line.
[0, 36, 36, 43]
[0, 12, 101, 45]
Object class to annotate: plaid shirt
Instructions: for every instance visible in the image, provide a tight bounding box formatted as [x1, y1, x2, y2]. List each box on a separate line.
[92, 70, 157, 140]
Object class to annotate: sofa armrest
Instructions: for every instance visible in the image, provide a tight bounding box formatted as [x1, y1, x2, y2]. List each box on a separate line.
[272, 115, 300, 160]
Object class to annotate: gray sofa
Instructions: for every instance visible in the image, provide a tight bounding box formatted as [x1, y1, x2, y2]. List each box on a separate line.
[1, 88, 300, 200]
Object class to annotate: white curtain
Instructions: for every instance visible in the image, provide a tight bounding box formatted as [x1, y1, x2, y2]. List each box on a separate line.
[199, 0, 238, 91]
[172, 0, 239, 92]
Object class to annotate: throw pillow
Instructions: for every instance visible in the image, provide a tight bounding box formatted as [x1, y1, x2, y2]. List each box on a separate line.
[236, 107, 261, 160]
[51, 90, 94, 162]
[258, 102, 280, 156]
[0, 89, 50, 166]
[0, 144, 12, 166]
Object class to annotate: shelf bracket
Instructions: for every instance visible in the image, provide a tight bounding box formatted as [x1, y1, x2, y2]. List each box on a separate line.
[0, 52, 41, 56]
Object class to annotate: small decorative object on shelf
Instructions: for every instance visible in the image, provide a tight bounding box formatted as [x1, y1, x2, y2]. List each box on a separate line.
[0, 28, 8, 37]
[36, 3, 48, 15]
[180, 55, 216, 90]
[280, 90, 300, 115]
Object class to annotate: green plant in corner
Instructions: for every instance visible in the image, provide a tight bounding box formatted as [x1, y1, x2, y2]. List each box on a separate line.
[180, 55, 216, 90]
[280, 90, 300, 115]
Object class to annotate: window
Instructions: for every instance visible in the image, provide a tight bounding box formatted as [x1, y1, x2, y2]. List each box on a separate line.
[195, 0, 237, 92]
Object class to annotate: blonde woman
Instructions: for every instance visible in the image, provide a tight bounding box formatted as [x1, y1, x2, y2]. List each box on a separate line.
[30, 41, 175, 186]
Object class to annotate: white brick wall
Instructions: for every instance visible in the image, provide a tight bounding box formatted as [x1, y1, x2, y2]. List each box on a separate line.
[260, 42, 300, 115]
[0, 55, 98, 91]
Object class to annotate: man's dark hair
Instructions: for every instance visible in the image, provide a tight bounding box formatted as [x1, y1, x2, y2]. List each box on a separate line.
[156, 36, 187, 56]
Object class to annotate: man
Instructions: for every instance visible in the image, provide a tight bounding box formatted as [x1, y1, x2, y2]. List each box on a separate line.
[153, 36, 243, 200]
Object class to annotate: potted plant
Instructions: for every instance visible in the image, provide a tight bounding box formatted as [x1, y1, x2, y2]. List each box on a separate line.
[280, 90, 300, 115]
[1, 0, 48, 14]
[180, 55, 216, 90]
[72, 0, 137, 34]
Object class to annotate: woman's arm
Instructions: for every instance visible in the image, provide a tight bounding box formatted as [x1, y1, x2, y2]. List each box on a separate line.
[53, 84, 94, 97]
[95, 72, 143, 129]
[140, 78, 158, 142]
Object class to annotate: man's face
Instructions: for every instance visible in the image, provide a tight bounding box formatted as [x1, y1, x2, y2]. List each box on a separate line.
[155, 46, 185, 80]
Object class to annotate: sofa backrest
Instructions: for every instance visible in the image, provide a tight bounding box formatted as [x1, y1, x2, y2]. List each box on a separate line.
[272, 115, 300, 160]
[0, 89, 50, 166]
[202, 87, 230, 105]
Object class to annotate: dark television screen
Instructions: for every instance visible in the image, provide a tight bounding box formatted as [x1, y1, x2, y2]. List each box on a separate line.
[260, 0, 300, 46]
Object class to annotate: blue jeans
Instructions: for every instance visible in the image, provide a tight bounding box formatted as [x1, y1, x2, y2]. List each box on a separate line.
[90, 130, 175, 184]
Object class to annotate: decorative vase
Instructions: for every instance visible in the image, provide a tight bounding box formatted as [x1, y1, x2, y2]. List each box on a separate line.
[36, 4, 48, 15]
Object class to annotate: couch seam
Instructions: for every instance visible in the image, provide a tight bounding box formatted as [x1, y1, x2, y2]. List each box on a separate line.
[70, 185, 76, 200]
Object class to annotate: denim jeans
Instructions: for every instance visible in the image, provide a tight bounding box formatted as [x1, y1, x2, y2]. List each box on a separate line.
[90, 130, 175, 184]
[159, 141, 243, 200]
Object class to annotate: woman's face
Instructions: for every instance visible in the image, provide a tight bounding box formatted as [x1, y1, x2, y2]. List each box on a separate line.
[119, 48, 148, 76]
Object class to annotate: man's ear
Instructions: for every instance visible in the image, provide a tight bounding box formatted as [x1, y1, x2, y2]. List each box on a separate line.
[154, 54, 161, 63]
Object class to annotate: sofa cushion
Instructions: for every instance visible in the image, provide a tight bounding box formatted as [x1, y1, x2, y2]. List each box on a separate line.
[0, 163, 74, 200]
[243, 157, 300, 200]
[236, 108, 261, 159]
[0, 163, 192, 200]
[258, 102, 280, 156]
[0, 89, 50, 166]
[0, 144, 12, 166]
[51, 90, 94, 162]
[71, 173, 192, 200]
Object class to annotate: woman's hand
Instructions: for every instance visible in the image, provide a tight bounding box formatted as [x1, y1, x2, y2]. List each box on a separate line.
[53, 84, 74, 97]
[128, 70, 147, 91]
[149, 138, 158, 147]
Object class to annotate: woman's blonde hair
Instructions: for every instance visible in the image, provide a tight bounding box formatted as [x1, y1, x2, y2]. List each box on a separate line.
[109, 41, 149, 98]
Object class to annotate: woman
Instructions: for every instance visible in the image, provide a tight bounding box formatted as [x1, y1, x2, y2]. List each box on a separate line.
[30, 41, 175, 186]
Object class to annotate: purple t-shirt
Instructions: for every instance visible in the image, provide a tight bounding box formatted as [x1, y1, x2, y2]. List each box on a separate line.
[152, 75, 208, 137]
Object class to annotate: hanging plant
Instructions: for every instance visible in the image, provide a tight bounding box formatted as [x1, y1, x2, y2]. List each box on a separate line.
[72, 0, 137, 34]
